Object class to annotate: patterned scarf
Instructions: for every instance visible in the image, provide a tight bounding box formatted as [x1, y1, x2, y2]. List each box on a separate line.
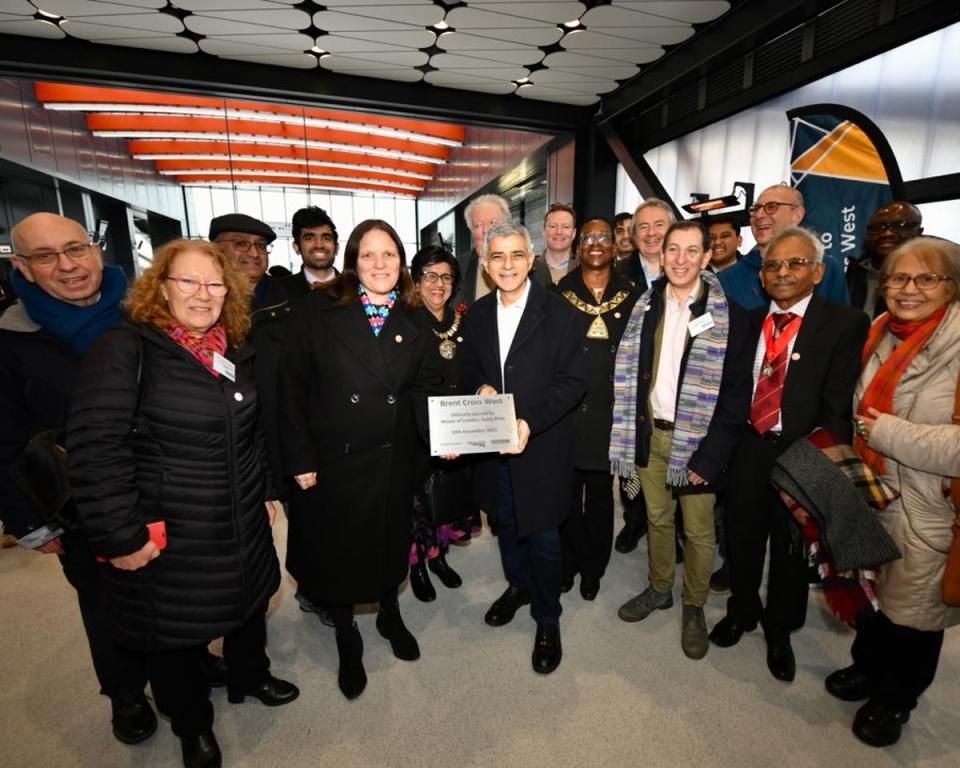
[359, 286, 397, 337]
[610, 270, 730, 486]
[855, 303, 948, 474]
[165, 320, 227, 377]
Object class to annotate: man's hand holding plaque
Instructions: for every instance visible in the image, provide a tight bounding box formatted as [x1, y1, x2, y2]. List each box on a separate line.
[428, 389, 524, 457]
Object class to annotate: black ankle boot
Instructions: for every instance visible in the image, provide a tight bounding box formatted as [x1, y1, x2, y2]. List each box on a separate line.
[428, 552, 462, 588]
[180, 730, 221, 768]
[335, 622, 366, 700]
[409, 561, 437, 602]
[376, 601, 420, 661]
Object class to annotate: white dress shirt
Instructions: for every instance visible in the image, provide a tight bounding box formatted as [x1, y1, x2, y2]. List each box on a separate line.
[496, 278, 531, 389]
[651, 281, 701, 423]
[751, 292, 814, 433]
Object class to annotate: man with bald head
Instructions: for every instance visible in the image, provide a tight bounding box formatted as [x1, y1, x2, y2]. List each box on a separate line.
[718, 184, 848, 310]
[846, 201, 923, 317]
[0, 212, 155, 746]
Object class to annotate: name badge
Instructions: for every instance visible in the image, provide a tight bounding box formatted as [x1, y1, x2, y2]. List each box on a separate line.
[212, 352, 236, 382]
[688, 313, 715, 337]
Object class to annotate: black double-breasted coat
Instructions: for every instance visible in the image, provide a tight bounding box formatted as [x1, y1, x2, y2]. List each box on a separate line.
[555, 268, 639, 472]
[280, 293, 438, 604]
[460, 279, 587, 537]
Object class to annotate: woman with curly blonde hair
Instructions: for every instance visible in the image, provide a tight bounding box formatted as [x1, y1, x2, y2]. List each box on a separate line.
[68, 238, 297, 768]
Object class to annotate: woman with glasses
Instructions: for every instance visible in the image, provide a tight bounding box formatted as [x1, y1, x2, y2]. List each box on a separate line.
[826, 236, 960, 747]
[67, 239, 298, 768]
[281, 220, 438, 700]
[405, 245, 477, 602]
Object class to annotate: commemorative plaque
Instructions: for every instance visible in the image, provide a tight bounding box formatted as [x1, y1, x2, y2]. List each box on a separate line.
[428, 394, 519, 456]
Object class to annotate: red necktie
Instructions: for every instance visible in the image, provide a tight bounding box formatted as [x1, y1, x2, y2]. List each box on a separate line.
[750, 312, 798, 434]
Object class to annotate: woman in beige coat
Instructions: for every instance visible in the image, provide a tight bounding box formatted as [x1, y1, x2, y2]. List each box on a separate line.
[826, 236, 960, 748]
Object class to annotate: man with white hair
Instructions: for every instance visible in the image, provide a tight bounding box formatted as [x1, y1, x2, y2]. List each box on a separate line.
[456, 193, 511, 306]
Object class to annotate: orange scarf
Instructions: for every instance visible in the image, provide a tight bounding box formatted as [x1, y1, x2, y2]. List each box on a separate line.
[855, 304, 948, 473]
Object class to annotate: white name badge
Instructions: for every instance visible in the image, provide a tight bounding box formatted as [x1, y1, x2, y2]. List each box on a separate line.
[688, 313, 715, 337]
[212, 352, 236, 382]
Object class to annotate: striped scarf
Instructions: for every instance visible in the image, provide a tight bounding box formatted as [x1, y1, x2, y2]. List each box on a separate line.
[610, 271, 730, 487]
[165, 320, 228, 377]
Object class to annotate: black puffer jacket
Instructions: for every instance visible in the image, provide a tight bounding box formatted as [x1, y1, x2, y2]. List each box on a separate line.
[67, 319, 280, 651]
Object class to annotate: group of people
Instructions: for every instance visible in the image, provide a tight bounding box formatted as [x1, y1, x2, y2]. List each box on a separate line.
[1, 181, 957, 767]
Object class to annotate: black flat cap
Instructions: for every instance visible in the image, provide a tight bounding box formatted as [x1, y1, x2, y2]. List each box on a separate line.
[208, 213, 276, 243]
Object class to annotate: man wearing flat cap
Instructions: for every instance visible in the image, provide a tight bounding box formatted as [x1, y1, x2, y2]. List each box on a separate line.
[209, 213, 282, 311]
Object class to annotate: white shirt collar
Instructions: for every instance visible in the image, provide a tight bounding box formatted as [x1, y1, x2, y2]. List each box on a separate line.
[767, 291, 814, 317]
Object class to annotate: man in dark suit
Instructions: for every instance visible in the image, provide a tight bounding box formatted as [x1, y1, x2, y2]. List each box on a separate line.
[846, 201, 923, 318]
[709, 226, 870, 682]
[455, 193, 510, 307]
[280, 205, 340, 300]
[460, 221, 586, 675]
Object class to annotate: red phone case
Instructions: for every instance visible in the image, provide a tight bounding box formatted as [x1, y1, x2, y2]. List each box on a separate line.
[96, 520, 166, 562]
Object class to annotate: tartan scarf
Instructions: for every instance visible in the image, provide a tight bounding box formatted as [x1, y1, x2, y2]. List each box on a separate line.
[855, 303, 948, 473]
[610, 271, 729, 486]
[165, 320, 228, 377]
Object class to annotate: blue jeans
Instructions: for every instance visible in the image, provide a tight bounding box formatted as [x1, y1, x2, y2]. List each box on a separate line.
[496, 461, 562, 626]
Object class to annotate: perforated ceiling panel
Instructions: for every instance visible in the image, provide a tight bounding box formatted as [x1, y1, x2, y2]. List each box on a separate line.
[2, 1, 732, 105]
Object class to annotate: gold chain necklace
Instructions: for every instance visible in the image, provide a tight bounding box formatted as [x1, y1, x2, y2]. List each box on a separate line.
[433, 309, 463, 359]
[562, 289, 631, 339]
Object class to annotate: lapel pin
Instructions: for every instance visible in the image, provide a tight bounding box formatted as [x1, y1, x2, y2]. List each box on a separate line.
[791, 352, 801, 361]
[614, 312, 622, 319]
[395, 334, 403, 343]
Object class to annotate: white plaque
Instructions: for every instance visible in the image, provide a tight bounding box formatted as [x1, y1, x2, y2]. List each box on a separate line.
[428, 394, 519, 456]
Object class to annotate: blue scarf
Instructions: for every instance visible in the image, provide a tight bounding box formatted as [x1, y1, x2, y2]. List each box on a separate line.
[11, 265, 127, 355]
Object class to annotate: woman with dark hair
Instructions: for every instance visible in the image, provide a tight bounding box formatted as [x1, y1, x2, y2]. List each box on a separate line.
[281, 219, 438, 700]
[406, 245, 477, 601]
[827, 236, 960, 747]
[67, 239, 298, 768]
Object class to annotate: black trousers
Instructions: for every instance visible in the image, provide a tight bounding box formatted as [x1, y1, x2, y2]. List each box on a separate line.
[58, 529, 148, 698]
[619, 481, 647, 530]
[724, 432, 809, 638]
[561, 470, 614, 583]
[851, 610, 945, 712]
[147, 605, 270, 739]
[326, 586, 401, 634]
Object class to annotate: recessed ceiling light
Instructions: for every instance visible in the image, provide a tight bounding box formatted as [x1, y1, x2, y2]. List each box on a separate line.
[310, 45, 325, 54]
[35, 9, 60, 20]
[515, 77, 529, 84]
[434, 20, 449, 31]
[563, 19, 581, 28]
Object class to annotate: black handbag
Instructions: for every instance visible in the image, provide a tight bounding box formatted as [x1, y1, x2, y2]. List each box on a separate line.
[421, 463, 471, 527]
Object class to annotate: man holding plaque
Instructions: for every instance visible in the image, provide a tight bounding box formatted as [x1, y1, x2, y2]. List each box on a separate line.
[460, 221, 586, 675]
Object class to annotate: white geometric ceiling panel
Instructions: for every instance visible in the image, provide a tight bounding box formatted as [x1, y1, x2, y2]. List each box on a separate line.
[220, 52, 318, 69]
[60, 20, 184, 40]
[100, 36, 200, 54]
[186, 9, 310, 34]
[516, 84, 599, 105]
[435, 48, 544, 66]
[0, 16, 66, 38]
[612, 1, 730, 24]
[315, 6, 443, 27]
[6, 0, 734, 104]
[468, 2, 585, 25]
[436, 32, 541, 55]
[424, 71, 518, 95]
[543, 52, 639, 80]
[199, 34, 313, 56]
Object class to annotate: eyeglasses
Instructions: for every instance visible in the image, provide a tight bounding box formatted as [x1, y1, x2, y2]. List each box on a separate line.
[866, 220, 921, 233]
[421, 271, 454, 285]
[581, 234, 613, 246]
[17, 242, 95, 267]
[220, 238, 272, 254]
[883, 272, 952, 291]
[761, 257, 817, 273]
[749, 201, 800, 217]
[164, 276, 229, 297]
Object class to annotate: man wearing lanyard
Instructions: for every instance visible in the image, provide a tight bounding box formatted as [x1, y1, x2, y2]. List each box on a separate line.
[709, 226, 868, 681]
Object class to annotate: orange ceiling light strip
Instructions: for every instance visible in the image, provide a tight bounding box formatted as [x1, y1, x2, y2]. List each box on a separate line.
[154, 159, 426, 188]
[87, 114, 450, 162]
[36, 82, 464, 144]
[177, 174, 417, 196]
[126, 140, 437, 177]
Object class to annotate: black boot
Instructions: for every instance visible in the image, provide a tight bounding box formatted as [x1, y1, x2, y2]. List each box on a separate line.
[428, 552, 462, 588]
[111, 691, 157, 745]
[409, 561, 436, 602]
[335, 622, 367, 700]
[180, 730, 221, 768]
[376, 599, 420, 661]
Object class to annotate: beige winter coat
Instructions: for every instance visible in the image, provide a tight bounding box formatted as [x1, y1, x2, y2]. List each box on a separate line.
[859, 301, 960, 632]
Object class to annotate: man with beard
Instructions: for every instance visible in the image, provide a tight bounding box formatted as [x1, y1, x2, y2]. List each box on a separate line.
[846, 201, 923, 318]
[281, 206, 340, 300]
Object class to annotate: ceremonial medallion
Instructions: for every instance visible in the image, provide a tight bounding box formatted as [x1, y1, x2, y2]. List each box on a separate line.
[439, 339, 457, 359]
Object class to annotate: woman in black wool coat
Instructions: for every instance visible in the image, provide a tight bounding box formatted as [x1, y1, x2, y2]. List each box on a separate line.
[68, 239, 297, 768]
[280, 219, 439, 701]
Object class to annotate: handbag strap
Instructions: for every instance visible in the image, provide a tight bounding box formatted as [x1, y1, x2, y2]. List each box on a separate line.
[953, 371, 960, 513]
